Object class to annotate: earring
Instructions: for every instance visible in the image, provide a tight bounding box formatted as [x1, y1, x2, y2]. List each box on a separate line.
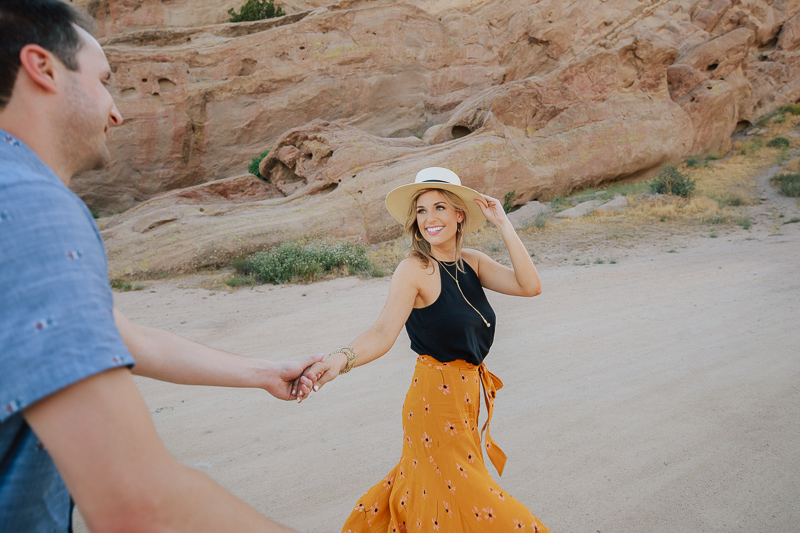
[415, 233, 424, 241]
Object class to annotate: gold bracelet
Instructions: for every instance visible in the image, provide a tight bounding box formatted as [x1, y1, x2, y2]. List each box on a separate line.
[329, 346, 356, 374]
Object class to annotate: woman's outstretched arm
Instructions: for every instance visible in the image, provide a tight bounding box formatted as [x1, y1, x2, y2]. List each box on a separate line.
[296, 257, 425, 398]
[466, 194, 542, 297]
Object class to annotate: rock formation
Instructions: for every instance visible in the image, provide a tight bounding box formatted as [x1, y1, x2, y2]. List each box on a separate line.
[81, 0, 800, 277]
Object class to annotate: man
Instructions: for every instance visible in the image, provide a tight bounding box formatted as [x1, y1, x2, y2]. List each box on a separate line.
[0, 1, 319, 531]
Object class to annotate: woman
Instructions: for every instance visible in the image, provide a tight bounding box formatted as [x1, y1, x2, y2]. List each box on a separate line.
[301, 167, 550, 532]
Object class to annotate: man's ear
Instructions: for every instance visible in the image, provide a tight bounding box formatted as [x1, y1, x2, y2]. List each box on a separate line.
[18, 44, 60, 95]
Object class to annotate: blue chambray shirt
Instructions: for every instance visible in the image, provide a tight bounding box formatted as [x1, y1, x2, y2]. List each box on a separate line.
[0, 130, 135, 532]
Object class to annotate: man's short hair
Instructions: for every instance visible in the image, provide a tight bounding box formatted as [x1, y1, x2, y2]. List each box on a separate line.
[0, 0, 94, 109]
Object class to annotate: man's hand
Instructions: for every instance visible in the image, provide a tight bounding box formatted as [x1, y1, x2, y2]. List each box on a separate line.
[292, 352, 348, 403]
[262, 353, 324, 401]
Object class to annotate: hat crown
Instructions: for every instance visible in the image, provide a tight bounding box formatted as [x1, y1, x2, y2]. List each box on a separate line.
[385, 166, 486, 234]
[414, 167, 461, 186]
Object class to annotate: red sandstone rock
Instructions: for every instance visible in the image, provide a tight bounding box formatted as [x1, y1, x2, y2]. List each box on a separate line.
[778, 12, 800, 51]
[76, 0, 800, 275]
[102, 38, 696, 276]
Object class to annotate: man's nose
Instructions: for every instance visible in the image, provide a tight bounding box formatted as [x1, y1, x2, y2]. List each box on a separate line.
[109, 103, 123, 126]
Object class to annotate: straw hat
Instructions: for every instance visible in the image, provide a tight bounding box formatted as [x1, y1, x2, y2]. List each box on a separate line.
[385, 167, 487, 234]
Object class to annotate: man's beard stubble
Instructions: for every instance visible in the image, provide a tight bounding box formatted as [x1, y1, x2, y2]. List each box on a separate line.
[59, 76, 112, 178]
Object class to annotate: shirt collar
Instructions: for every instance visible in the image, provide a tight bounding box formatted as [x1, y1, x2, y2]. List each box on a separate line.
[0, 128, 64, 187]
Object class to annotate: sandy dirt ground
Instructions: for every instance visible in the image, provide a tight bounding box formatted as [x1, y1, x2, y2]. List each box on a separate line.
[75, 184, 799, 532]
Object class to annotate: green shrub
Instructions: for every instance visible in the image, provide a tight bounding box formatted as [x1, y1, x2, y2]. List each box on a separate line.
[110, 280, 131, 290]
[503, 191, 517, 213]
[726, 196, 745, 207]
[549, 196, 575, 212]
[766, 137, 791, 149]
[715, 195, 745, 207]
[649, 164, 696, 197]
[770, 173, 800, 197]
[686, 157, 700, 168]
[110, 280, 145, 291]
[224, 275, 256, 287]
[368, 266, 385, 278]
[242, 241, 372, 284]
[232, 257, 254, 276]
[228, 0, 284, 22]
[757, 113, 774, 127]
[777, 104, 800, 116]
[248, 150, 270, 179]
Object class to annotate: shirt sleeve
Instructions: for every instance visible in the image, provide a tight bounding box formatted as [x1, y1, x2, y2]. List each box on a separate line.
[0, 180, 135, 422]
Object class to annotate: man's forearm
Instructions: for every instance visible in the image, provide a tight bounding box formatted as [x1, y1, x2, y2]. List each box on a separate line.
[83, 459, 300, 533]
[24, 367, 300, 533]
[114, 309, 272, 388]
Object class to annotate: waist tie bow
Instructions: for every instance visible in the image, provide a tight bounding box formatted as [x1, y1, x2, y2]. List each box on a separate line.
[478, 364, 508, 476]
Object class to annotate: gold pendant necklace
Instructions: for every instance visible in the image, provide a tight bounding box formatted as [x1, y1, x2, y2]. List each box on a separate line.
[435, 258, 491, 328]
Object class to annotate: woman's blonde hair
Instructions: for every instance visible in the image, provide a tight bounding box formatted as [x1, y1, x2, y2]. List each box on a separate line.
[404, 188, 469, 269]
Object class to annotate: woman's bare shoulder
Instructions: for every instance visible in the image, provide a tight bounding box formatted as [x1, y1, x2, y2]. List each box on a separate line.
[460, 248, 487, 271]
[395, 255, 435, 276]
[394, 256, 438, 285]
[461, 248, 485, 260]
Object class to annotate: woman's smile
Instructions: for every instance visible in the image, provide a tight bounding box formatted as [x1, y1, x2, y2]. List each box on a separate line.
[425, 225, 444, 236]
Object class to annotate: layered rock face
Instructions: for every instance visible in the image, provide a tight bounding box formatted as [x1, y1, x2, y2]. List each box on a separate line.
[86, 0, 800, 277]
[73, 0, 331, 36]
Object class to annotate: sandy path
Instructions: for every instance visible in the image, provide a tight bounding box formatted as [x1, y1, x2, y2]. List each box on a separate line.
[74, 205, 800, 532]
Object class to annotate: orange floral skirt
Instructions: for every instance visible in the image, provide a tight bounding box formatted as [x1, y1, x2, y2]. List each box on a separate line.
[342, 355, 550, 532]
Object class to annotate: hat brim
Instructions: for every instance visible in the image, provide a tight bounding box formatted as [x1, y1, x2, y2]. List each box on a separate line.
[385, 182, 487, 234]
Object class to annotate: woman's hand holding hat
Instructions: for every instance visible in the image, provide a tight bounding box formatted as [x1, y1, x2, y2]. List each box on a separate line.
[475, 194, 511, 229]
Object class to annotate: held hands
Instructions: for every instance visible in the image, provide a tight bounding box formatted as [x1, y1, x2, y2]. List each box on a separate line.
[292, 352, 348, 404]
[475, 194, 511, 229]
[263, 353, 324, 401]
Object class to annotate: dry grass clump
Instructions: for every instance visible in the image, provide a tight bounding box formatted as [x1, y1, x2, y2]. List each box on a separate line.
[464, 224, 511, 253]
[686, 156, 761, 205]
[678, 112, 799, 205]
[782, 157, 800, 174]
[367, 237, 408, 272]
[623, 195, 730, 222]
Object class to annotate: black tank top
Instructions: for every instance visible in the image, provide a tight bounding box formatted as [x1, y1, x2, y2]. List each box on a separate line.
[405, 259, 496, 366]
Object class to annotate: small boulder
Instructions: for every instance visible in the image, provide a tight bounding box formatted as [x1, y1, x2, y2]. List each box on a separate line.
[553, 200, 605, 218]
[594, 195, 630, 214]
[507, 201, 554, 229]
